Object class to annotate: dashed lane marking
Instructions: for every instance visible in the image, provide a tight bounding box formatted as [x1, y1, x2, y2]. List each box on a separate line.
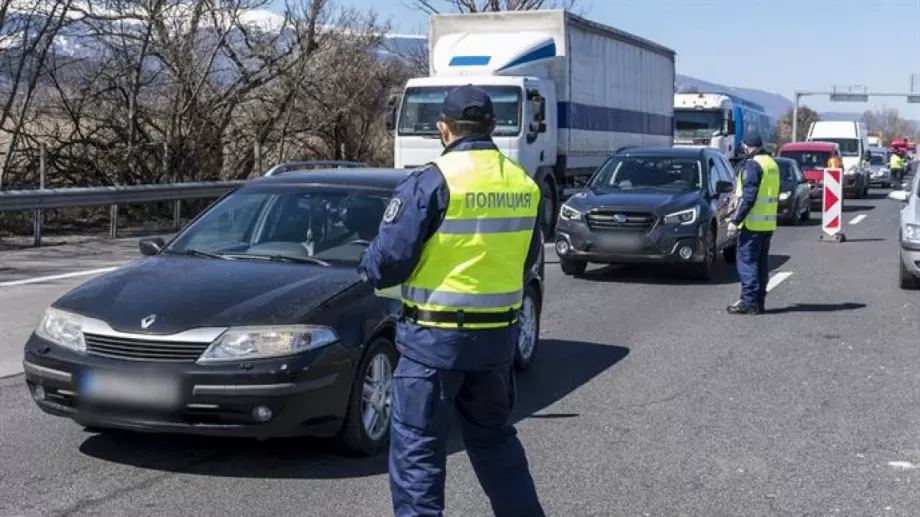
[0, 267, 118, 288]
[766, 271, 793, 292]
[850, 214, 866, 225]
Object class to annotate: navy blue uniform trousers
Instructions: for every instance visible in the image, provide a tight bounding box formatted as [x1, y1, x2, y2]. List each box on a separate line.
[389, 355, 545, 517]
[736, 228, 773, 308]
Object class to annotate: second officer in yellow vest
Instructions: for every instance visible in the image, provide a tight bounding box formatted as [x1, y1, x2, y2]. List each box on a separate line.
[726, 135, 779, 314]
[358, 85, 545, 517]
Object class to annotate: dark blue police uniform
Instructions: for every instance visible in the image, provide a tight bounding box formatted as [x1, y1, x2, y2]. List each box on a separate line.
[729, 143, 773, 313]
[358, 86, 545, 517]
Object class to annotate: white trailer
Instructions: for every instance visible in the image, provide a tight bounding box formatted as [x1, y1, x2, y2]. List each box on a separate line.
[385, 10, 676, 234]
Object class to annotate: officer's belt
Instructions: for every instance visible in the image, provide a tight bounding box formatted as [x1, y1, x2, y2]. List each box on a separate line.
[401, 304, 518, 327]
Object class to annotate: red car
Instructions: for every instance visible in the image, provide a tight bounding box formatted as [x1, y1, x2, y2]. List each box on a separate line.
[776, 142, 844, 205]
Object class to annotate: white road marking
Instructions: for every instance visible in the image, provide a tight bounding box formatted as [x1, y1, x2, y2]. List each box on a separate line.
[850, 214, 866, 225]
[766, 271, 793, 292]
[0, 267, 118, 287]
[888, 461, 919, 470]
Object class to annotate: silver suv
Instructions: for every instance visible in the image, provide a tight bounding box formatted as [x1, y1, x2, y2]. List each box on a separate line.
[889, 172, 920, 289]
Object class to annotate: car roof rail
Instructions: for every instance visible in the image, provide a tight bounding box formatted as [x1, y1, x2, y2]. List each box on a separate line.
[263, 160, 368, 176]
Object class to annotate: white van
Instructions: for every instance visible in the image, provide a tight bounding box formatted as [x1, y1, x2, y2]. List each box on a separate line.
[805, 121, 870, 198]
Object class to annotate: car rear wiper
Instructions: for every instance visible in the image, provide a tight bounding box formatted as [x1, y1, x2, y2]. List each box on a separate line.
[227, 254, 331, 267]
[164, 248, 232, 259]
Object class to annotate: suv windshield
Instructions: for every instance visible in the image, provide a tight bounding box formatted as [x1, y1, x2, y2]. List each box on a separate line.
[397, 85, 522, 137]
[812, 138, 859, 156]
[166, 187, 391, 266]
[589, 156, 702, 191]
[780, 150, 831, 170]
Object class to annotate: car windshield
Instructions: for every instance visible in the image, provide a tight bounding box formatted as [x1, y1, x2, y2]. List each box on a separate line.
[812, 138, 859, 156]
[780, 150, 831, 170]
[674, 109, 722, 138]
[869, 153, 886, 165]
[166, 187, 391, 266]
[588, 156, 702, 191]
[776, 161, 797, 181]
[397, 85, 522, 137]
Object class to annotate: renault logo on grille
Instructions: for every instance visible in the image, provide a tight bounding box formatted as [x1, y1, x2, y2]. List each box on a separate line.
[613, 214, 628, 223]
[140, 314, 157, 329]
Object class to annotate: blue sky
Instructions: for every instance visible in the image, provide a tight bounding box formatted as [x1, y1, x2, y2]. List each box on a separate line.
[278, 0, 920, 117]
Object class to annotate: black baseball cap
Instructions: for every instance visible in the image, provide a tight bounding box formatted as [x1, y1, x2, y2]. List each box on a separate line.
[440, 85, 495, 123]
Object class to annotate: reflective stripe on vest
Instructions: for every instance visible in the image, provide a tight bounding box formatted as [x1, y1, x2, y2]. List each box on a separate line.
[401, 149, 540, 329]
[734, 154, 780, 231]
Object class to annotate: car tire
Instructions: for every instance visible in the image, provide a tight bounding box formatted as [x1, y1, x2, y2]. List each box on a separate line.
[514, 283, 541, 372]
[336, 335, 398, 456]
[789, 201, 799, 226]
[863, 182, 869, 198]
[801, 203, 811, 222]
[688, 226, 716, 281]
[560, 258, 587, 276]
[899, 257, 919, 290]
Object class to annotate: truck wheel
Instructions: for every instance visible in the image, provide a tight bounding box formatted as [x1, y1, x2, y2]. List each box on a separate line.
[540, 178, 557, 238]
[560, 258, 586, 276]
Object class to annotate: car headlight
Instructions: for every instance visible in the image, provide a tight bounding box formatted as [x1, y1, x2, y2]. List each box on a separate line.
[904, 224, 920, 243]
[663, 207, 698, 225]
[196, 325, 339, 363]
[35, 307, 86, 353]
[778, 192, 790, 201]
[846, 166, 858, 176]
[559, 203, 582, 221]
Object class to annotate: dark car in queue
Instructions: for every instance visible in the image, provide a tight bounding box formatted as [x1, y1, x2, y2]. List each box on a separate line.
[774, 157, 812, 225]
[554, 147, 738, 281]
[21, 167, 545, 456]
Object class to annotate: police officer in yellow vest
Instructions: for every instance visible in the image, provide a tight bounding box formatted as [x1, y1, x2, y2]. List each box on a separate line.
[889, 152, 904, 183]
[726, 135, 779, 314]
[358, 85, 545, 517]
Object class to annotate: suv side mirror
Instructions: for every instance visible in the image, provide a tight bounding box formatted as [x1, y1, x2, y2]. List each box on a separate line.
[139, 237, 165, 256]
[715, 180, 734, 194]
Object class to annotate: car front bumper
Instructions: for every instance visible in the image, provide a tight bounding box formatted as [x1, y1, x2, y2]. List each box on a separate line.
[22, 334, 355, 438]
[554, 218, 710, 264]
[900, 242, 920, 276]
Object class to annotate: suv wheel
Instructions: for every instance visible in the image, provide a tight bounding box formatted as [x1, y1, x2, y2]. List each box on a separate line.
[688, 226, 715, 281]
[514, 284, 541, 372]
[560, 258, 587, 276]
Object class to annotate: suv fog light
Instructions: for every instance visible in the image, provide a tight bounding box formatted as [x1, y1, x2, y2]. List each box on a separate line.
[679, 245, 693, 260]
[252, 405, 273, 422]
[555, 240, 569, 254]
[32, 384, 46, 401]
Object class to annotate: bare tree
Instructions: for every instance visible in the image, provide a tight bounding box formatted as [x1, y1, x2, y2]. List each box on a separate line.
[774, 105, 820, 145]
[860, 107, 917, 144]
[407, 0, 577, 14]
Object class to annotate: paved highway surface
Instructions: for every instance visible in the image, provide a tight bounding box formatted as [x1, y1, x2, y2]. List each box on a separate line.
[1, 194, 919, 516]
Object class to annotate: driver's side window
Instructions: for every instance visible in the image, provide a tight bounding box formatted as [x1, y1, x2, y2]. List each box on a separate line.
[707, 158, 720, 194]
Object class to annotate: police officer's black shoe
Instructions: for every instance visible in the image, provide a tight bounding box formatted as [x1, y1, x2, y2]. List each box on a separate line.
[726, 301, 762, 315]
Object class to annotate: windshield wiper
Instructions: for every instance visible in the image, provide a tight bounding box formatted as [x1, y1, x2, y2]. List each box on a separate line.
[164, 248, 231, 259]
[227, 254, 331, 267]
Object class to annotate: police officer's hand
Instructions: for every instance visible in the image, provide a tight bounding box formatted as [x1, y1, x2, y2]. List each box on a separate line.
[726, 222, 739, 239]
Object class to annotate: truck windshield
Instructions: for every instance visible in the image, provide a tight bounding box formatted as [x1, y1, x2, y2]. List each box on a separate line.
[674, 109, 722, 138]
[397, 86, 522, 137]
[811, 138, 859, 156]
[588, 157, 702, 191]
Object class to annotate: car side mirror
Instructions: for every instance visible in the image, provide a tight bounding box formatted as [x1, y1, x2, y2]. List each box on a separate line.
[715, 180, 734, 194]
[139, 237, 165, 256]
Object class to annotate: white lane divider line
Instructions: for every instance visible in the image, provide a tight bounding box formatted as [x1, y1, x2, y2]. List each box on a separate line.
[766, 271, 793, 292]
[0, 267, 118, 287]
[850, 214, 866, 225]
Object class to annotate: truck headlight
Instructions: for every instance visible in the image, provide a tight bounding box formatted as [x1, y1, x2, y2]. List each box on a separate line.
[35, 307, 86, 353]
[197, 325, 339, 363]
[663, 207, 698, 225]
[904, 224, 920, 244]
[559, 204, 583, 221]
[778, 192, 790, 201]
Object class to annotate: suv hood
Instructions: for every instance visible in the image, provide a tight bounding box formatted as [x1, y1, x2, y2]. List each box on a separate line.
[569, 188, 703, 214]
[52, 256, 361, 334]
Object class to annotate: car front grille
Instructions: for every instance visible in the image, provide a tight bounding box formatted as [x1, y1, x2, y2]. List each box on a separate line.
[585, 211, 656, 232]
[84, 333, 210, 362]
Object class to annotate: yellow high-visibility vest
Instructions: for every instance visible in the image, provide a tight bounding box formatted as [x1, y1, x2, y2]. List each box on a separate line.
[400, 149, 540, 329]
[734, 154, 779, 232]
[890, 154, 903, 169]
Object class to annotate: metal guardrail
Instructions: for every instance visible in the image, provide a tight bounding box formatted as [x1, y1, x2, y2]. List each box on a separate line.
[0, 180, 245, 246]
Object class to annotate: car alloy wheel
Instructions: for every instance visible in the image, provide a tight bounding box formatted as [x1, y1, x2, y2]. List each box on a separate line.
[361, 352, 393, 442]
[514, 284, 541, 372]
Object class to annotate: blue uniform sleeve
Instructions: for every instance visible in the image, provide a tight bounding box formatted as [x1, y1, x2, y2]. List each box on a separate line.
[358, 166, 448, 289]
[731, 159, 763, 225]
[523, 199, 543, 272]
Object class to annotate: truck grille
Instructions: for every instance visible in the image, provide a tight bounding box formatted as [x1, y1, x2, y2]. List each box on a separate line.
[585, 211, 656, 232]
[84, 333, 210, 362]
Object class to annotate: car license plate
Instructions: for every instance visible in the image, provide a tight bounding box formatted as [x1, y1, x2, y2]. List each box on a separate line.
[80, 369, 181, 409]
[596, 233, 643, 251]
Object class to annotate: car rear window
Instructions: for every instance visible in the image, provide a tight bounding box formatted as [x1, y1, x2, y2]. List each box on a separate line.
[779, 150, 831, 170]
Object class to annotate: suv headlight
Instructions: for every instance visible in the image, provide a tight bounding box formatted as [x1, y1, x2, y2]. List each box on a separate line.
[35, 307, 86, 353]
[778, 191, 791, 201]
[846, 166, 858, 176]
[559, 203, 582, 221]
[663, 207, 698, 225]
[904, 224, 920, 243]
[197, 325, 339, 363]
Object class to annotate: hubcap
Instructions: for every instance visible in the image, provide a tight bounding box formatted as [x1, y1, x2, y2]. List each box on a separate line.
[361, 353, 393, 441]
[517, 295, 537, 361]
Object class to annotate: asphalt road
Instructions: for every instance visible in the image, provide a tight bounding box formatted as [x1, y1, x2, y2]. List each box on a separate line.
[2, 192, 919, 516]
